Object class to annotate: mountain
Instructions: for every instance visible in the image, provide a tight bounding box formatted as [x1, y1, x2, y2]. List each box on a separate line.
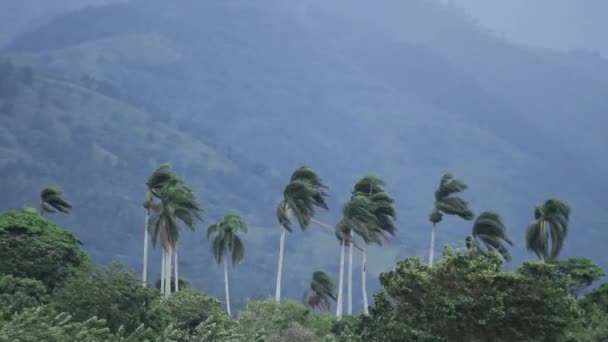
[1, 0, 606, 310]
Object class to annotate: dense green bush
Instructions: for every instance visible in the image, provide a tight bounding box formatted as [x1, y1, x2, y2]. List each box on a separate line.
[237, 299, 336, 341]
[358, 247, 583, 342]
[159, 288, 229, 333]
[0, 275, 49, 320]
[0, 209, 89, 289]
[53, 263, 164, 334]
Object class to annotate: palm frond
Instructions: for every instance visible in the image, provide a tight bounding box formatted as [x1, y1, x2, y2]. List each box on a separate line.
[40, 186, 72, 213]
[436, 196, 474, 220]
[526, 198, 571, 260]
[276, 201, 292, 232]
[352, 175, 386, 196]
[435, 174, 467, 201]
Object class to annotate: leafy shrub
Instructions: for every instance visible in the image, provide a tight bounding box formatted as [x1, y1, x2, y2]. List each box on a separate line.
[159, 288, 229, 333]
[53, 263, 164, 334]
[0, 209, 89, 288]
[237, 299, 336, 341]
[357, 247, 583, 342]
[0, 275, 49, 320]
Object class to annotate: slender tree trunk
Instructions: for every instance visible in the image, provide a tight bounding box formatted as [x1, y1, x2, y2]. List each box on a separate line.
[347, 231, 354, 315]
[224, 257, 231, 316]
[429, 223, 437, 266]
[174, 246, 179, 292]
[275, 227, 286, 302]
[336, 240, 345, 318]
[164, 248, 172, 297]
[161, 251, 166, 295]
[362, 243, 369, 315]
[142, 210, 149, 287]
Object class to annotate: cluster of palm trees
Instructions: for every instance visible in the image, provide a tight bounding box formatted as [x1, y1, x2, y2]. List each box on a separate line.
[142, 164, 203, 297]
[37, 163, 572, 319]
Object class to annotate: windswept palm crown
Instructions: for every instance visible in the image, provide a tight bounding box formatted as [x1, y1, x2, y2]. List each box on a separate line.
[526, 198, 571, 261]
[303, 271, 336, 312]
[468, 211, 513, 261]
[40, 186, 72, 214]
[348, 176, 397, 243]
[145, 163, 180, 202]
[149, 184, 203, 251]
[207, 210, 247, 265]
[277, 166, 329, 232]
[429, 174, 474, 224]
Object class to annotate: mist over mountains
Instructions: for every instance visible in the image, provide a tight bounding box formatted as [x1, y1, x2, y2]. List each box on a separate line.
[1, 0, 606, 311]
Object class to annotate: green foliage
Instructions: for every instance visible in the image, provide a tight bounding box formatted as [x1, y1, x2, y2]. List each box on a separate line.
[40, 185, 72, 214]
[430, 174, 474, 223]
[0, 209, 89, 288]
[207, 210, 247, 265]
[0, 275, 49, 320]
[469, 211, 513, 261]
[551, 258, 605, 296]
[52, 263, 164, 334]
[526, 198, 571, 261]
[237, 300, 334, 341]
[149, 183, 203, 250]
[303, 271, 336, 312]
[0, 306, 161, 341]
[358, 247, 583, 341]
[277, 166, 329, 232]
[159, 288, 229, 333]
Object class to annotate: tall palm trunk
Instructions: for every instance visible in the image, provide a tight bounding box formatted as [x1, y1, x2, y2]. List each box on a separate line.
[347, 231, 354, 315]
[336, 240, 345, 318]
[224, 257, 231, 316]
[174, 246, 179, 292]
[361, 243, 369, 315]
[161, 251, 166, 294]
[429, 223, 437, 266]
[164, 247, 172, 297]
[275, 227, 286, 302]
[142, 210, 149, 287]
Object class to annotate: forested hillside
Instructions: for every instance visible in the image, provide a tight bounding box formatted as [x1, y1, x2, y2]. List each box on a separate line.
[1, 0, 607, 313]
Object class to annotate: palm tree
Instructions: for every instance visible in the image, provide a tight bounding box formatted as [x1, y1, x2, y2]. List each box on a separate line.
[142, 163, 179, 287]
[303, 271, 336, 312]
[149, 183, 202, 297]
[335, 220, 349, 318]
[466, 211, 513, 261]
[275, 166, 329, 302]
[207, 210, 247, 316]
[40, 186, 72, 216]
[526, 198, 571, 261]
[428, 173, 474, 266]
[345, 175, 396, 315]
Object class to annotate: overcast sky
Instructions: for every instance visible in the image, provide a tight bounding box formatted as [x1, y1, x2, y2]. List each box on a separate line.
[446, 0, 608, 56]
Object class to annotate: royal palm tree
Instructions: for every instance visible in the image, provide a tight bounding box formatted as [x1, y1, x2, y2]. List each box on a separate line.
[428, 173, 474, 266]
[349, 176, 396, 315]
[275, 166, 329, 302]
[466, 211, 513, 261]
[207, 210, 247, 316]
[303, 271, 336, 312]
[149, 183, 202, 296]
[335, 220, 349, 318]
[142, 163, 179, 287]
[526, 198, 571, 261]
[40, 186, 72, 216]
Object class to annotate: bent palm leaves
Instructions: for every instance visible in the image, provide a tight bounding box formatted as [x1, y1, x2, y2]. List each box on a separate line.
[208, 210, 247, 316]
[275, 166, 329, 302]
[526, 198, 571, 261]
[40, 186, 72, 215]
[428, 173, 474, 266]
[303, 271, 336, 312]
[468, 211, 513, 261]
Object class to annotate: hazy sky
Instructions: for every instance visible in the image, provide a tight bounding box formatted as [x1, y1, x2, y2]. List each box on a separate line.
[446, 0, 608, 56]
